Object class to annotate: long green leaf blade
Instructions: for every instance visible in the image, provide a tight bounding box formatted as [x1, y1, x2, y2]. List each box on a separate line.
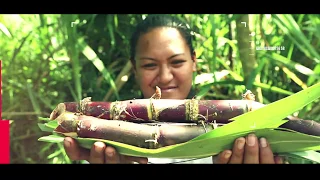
[38, 135, 64, 143]
[79, 38, 120, 99]
[285, 150, 320, 164]
[69, 128, 320, 159]
[191, 82, 320, 141]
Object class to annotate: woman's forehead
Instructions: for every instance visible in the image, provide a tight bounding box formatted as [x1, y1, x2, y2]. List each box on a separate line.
[136, 27, 189, 54]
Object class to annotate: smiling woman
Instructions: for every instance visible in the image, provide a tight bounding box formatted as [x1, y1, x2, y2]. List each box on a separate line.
[129, 15, 206, 163]
[62, 14, 284, 164]
[130, 16, 197, 100]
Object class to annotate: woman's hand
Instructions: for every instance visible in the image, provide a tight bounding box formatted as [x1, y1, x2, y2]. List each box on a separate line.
[213, 134, 284, 164]
[63, 137, 149, 164]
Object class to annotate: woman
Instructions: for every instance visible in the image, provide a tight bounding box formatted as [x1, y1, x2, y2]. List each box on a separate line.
[63, 14, 284, 164]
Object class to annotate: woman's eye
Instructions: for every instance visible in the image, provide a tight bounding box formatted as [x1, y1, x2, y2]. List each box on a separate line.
[142, 63, 156, 68]
[172, 60, 185, 66]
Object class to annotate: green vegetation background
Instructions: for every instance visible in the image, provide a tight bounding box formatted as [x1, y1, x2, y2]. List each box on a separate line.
[1, 14, 319, 164]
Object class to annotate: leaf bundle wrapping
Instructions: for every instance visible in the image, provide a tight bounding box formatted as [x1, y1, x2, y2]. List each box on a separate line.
[38, 82, 320, 162]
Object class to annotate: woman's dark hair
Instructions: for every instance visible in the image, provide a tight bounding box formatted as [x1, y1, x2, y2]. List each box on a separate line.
[130, 14, 195, 66]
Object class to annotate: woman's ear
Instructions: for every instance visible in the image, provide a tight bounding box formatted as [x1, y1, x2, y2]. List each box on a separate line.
[192, 51, 197, 72]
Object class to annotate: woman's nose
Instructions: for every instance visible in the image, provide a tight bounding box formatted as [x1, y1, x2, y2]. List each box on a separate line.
[158, 66, 173, 84]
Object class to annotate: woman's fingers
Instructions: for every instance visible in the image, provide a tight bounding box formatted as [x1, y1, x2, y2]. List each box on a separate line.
[213, 134, 283, 164]
[243, 134, 260, 164]
[89, 142, 106, 164]
[105, 146, 121, 164]
[64, 137, 90, 161]
[259, 137, 275, 164]
[228, 137, 245, 164]
[274, 156, 284, 164]
[64, 137, 149, 164]
[213, 150, 232, 164]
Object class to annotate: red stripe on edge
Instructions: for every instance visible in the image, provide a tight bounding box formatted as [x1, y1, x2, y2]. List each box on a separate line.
[1, 60, 9, 164]
[0, 60, 2, 120]
[0, 120, 9, 164]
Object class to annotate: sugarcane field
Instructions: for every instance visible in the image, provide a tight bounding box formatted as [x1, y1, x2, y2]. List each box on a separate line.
[2, 14, 320, 164]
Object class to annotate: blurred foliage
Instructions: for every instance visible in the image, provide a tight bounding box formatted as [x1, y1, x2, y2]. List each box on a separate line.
[1, 14, 319, 164]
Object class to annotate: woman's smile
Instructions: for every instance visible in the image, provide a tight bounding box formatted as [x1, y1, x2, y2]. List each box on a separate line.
[157, 86, 178, 93]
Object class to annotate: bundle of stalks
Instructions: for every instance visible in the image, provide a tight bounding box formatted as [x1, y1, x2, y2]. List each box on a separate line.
[48, 87, 320, 149]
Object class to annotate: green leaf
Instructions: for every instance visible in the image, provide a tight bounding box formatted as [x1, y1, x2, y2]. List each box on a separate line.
[236, 82, 320, 121]
[284, 150, 320, 164]
[191, 82, 320, 141]
[263, 52, 319, 80]
[38, 117, 50, 121]
[38, 135, 64, 143]
[79, 38, 120, 100]
[38, 123, 55, 132]
[38, 130, 320, 160]
[252, 82, 294, 96]
[64, 128, 320, 159]
[38, 120, 59, 132]
[0, 22, 12, 38]
[272, 14, 320, 63]
[45, 120, 58, 129]
[265, 120, 289, 129]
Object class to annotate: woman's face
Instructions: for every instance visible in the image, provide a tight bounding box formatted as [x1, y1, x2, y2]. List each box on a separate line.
[134, 27, 197, 99]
